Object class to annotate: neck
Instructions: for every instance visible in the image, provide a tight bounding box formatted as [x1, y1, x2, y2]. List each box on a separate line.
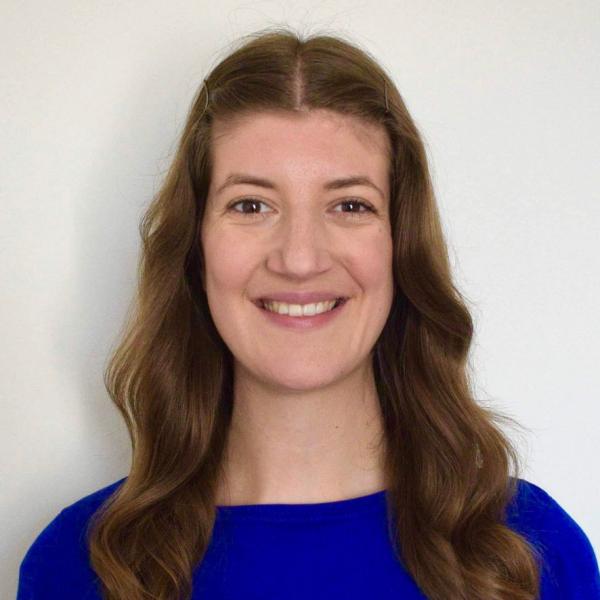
[215, 360, 388, 506]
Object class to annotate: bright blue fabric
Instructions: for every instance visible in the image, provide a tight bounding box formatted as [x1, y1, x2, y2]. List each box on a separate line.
[17, 477, 600, 599]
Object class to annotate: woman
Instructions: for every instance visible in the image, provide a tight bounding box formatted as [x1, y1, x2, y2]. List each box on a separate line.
[17, 27, 600, 600]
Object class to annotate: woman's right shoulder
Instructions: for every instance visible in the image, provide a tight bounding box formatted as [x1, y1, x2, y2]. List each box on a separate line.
[17, 476, 127, 599]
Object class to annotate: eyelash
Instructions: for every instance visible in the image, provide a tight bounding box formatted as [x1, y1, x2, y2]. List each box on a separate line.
[226, 197, 377, 219]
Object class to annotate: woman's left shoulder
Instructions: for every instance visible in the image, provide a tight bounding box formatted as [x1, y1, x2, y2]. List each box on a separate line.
[506, 477, 600, 598]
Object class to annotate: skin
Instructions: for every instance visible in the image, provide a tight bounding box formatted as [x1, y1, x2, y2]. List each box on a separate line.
[200, 108, 395, 505]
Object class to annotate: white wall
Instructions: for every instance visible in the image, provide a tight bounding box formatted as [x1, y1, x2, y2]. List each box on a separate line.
[2, 1, 599, 597]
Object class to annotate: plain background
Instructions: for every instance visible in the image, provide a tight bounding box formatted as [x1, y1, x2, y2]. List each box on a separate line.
[2, 1, 599, 597]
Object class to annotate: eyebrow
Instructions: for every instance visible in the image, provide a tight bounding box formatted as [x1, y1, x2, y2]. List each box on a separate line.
[215, 173, 385, 200]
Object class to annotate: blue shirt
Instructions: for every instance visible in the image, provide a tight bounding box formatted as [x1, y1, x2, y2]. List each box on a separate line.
[17, 477, 600, 599]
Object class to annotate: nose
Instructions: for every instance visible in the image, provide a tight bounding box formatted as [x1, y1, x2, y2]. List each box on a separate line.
[265, 205, 333, 278]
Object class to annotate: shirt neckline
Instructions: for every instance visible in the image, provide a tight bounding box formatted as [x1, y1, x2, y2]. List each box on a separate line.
[215, 488, 388, 521]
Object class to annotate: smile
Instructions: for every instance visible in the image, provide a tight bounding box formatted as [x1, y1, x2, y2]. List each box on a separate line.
[260, 298, 345, 316]
[255, 297, 348, 330]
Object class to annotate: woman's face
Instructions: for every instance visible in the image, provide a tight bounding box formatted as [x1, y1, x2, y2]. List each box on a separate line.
[201, 109, 394, 391]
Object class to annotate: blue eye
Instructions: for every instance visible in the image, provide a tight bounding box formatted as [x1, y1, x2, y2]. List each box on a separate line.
[226, 198, 376, 218]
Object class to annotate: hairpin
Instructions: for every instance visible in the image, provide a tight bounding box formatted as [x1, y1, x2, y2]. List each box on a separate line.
[200, 78, 209, 118]
[384, 79, 389, 113]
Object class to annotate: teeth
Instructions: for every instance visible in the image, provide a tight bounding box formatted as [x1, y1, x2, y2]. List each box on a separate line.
[262, 299, 338, 316]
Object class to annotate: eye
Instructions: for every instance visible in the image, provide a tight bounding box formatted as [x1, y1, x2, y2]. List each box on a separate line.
[226, 197, 377, 219]
[333, 198, 377, 217]
[226, 197, 271, 217]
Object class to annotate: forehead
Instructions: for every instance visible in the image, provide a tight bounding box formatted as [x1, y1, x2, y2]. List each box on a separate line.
[209, 109, 390, 183]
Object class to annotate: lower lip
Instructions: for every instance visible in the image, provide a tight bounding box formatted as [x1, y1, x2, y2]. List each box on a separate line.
[255, 299, 348, 330]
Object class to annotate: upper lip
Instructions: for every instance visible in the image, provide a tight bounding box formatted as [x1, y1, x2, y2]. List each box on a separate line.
[254, 291, 348, 305]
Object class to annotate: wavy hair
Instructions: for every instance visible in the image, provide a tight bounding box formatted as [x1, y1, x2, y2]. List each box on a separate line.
[86, 26, 542, 600]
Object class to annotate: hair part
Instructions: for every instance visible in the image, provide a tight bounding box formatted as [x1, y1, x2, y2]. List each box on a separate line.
[86, 25, 542, 599]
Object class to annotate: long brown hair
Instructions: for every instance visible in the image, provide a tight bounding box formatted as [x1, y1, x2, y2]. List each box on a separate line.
[87, 26, 542, 599]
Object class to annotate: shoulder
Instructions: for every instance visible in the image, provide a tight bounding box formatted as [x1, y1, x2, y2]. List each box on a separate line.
[17, 476, 127, 599]
[506, 477, 600, 598]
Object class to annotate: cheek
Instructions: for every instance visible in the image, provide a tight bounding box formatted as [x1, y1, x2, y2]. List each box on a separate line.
[350, 229, 394, 293]
[349, 233, 395, 334]
[203, 232, 254, 298]
[202, 233, 255, 347]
